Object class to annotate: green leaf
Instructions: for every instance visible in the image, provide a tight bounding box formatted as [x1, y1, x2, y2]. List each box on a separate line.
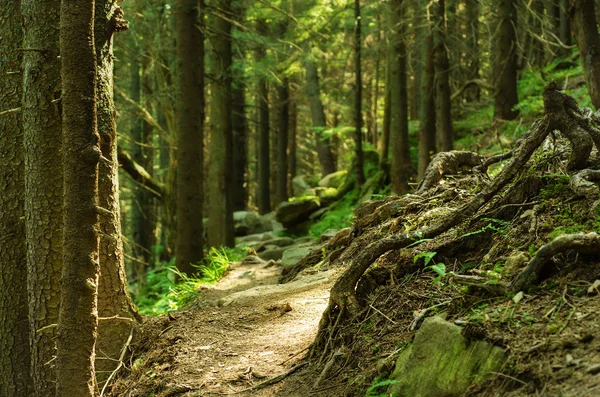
[413, 251, 437, 266]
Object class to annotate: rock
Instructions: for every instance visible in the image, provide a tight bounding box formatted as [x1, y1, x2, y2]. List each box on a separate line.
[275, 198, 320, 227]
[259, 247, 286, 261]
[318, 170, 348, 188]
[309, 207, 328, 221]
[281, 247, 313, 268]
[586, 363, 600, 375]
[388, 316, 506, 397]
[318, 229, 338, 243]
[504, 251, 530, 275]
[236, 232, 272, 245]
[294, 236, 315, 245]
[256, 237, 295, 250]
[233, 211, 274, 236]
[292, 175, 312, 197]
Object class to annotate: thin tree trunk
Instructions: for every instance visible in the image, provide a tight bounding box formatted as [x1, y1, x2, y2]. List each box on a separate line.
[418, 27, 437, 180]
[94, 0, 140, 384]
[570, 0, 600, 109]
[354, 0, 366, 186]
[277, 80, 290, 203]
[465, 0, 481, 102]
[56, 0, 100, 394]
[390, 0, 411, 193]
[175, 0, 205, 273]
[372, 15, 382, 149]
[208, 0, 234, 247]
[288, 90, 298, 194]
[434, 0, 454, 150]
[559, 0, 571, 58]
[493, 0, 519, 120]
[257, 19, 271, 214]
[306, 58, 337, 177]
[380, 51, 392, 166]
[21, 0, 63, 394]
[0, 2, 31, 394]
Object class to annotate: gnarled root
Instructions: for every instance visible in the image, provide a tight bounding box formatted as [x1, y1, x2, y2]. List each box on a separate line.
[510, 233, 600, 292]
[570, 169, 600, 199]
[417, 151, 483, 194]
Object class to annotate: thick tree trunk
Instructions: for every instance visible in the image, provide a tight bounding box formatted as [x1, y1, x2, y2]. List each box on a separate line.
[56, 0, 100, 395]
[434, 0, 454, 150]
[21, 0, 63, 394]
[256, 19, 271, 214]
[380, 52, 392, 166]
[390, 0, 411, 194]
[418, 29, 437, 180]
[465, 0, 481, 102]
[559, 0, 571, 57]
[288, 90, 298, 195]
[306, 58, 337, 177]
[208, 0, 234, 248]
[175, 0, 205, 273]
[354, 0, 366, 186]
[277, 80, 290, 203]
[0, 2, 31, 395]
[570, 0, 600, 109]
[493, 0, 519, 120]
[94, 0, 140, 386]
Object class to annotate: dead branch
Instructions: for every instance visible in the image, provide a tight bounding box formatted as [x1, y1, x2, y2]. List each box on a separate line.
[510, 232, 600, 292]
[118, 148, 166, 200]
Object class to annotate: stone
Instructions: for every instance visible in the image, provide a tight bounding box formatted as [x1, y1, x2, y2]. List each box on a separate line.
[309, 207, 328, 221]
[259, 247, 286, 261]
[318, 170, 348, 189]
[292, 175, 312, 197]
[388, 316, 506, 397]
[233, 211, 274, 236]
[318, 229, 338, 243]
[275, 198, 321, 227]
[281, 247, 312, 268]
[256, 237, 295, 250]
[236, 232, 272, 244]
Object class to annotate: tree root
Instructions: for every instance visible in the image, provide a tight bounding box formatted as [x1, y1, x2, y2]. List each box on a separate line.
[417, 151, 483, 194]
[510, 232, 600, 292]
[570, 169, 600, 199]
[311, 82, 599, 358]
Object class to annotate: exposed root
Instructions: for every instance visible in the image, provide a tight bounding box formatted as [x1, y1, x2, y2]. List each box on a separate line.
[570, 169, 600, 198]
[417, 151, 483, 194]
[510, 232, 600, 292]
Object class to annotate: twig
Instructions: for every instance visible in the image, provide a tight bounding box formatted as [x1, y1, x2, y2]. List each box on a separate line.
[409, 300, 451, 331]
[222, 362, 308, 394]
[279, 345, 310, 365]
[0, 107, 21, 117]
[490, 371, 529, 386]
[100, 326, 134, 396]
[369, 304, 397, 324]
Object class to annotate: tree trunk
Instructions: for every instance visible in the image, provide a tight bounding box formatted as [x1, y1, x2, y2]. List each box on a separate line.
[256, 19, 271, 214]
[306, 58, 337, 177]
[380, 51, 391, 166]
[277, 80, 290, 203]
[390, 0, 411, 194]
[21, 0, 63, 394]
[56, 0, 100, 395]
[175, 0, 205, 273]
[465, 0, 481, 102]
[493, 0, 519, 120]
[354, 0, 366, 186]
[208, 0, 234, 248]
[570, 0, 600, 109]
[434, 0, 454, 150]
[289, 90, 298, 194]
[559, 0, 571, 57]
[0, 2, 32, 395]
[94, 0, 140, 385]
[418, 22, 437, 180]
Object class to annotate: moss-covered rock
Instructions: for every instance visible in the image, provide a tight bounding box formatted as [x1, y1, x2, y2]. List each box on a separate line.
[318, 170, 348, 189]
[388, 316, 505, 397]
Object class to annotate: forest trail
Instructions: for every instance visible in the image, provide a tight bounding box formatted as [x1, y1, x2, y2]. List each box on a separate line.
[110, 256, 338, 396]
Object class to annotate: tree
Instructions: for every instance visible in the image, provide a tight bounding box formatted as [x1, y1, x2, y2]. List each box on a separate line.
[56, 0, 101, 394]
[257, 18, 271, 214]
[21, 0, 63, 393]
[277, 79, 290, 203]
[390, 0, 411, 193]
[208, 0, 235, 247]
[493, 0, 519, 120]
[433, 0, 454, 150]
[570, 0, 600, 109]
[354, 0, 366, 187]
[0, 2, 31, 394]
[175, 0, 205, 273]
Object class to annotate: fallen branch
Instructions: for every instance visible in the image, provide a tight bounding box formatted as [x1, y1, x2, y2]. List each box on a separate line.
[224, 362, 308, 394]
[118, 148, 166, 200]
[510, 232, 600, 292]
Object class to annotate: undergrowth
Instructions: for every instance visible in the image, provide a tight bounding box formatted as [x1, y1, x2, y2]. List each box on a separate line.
[133, 246, 247, 316]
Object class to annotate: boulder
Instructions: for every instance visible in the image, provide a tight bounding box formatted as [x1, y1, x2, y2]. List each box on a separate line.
[318, 170, 348, 189]
[504, 251, 530, 275]
[257, 237, 295, 249]
[259, 247, 286, 261]
[281, 246, 312, 268]
[388, 316, 505, 397]
[233, 211, 273, 236]
[275, 198, 320, 227]
[236, 232, 273, 245]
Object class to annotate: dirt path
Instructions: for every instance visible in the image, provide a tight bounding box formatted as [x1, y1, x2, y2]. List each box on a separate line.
[109, 258, 337, 397]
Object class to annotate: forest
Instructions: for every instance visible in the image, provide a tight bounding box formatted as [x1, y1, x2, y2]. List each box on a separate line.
[3, 0, 600, 396]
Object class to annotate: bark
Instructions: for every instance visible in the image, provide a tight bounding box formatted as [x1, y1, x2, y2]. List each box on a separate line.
[465, 0, 480, 102]
[56, 0, 100, 395]
[390, 0, 411, 194]
[559, 0, 571, 57]
[118, 149, 166, 198]
[493, 0, 519, 120]
[0, 2, 31, 395]
[21, 0, 63, 394]
[257, 19, 271, 214]
[570, 0, 600, 109]
[354, 0, 366, 187]
[372, 14, 382, 148]
[277, 80, 290, 203]
[306, 58, 337, 177]
[380, 52, 391, 166]
[417, 151, 483, 193]
[175, 0, 205, 273]
[288, 90, 298, 194]
[433, 0, 454, 150]
[418, 9, 437, 181]
[94, 0, 140, 385]
[208, 0, 234, 248]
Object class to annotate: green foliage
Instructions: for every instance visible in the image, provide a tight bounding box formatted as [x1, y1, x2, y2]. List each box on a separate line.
[461, 218, 511, 238]
[414, 251, 446, 283]
[133, 247, 247, 316]
[309, 189, 358, 237]
[366, 376, 400, 397]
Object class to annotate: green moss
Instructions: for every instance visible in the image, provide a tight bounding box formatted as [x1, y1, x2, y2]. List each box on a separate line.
[309, 189, 358, 237]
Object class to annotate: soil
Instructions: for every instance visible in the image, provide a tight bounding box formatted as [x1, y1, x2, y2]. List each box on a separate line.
[106, 259, 340, 397]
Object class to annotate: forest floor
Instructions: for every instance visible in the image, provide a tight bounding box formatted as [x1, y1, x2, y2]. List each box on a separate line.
[107, 255, 341, 397]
